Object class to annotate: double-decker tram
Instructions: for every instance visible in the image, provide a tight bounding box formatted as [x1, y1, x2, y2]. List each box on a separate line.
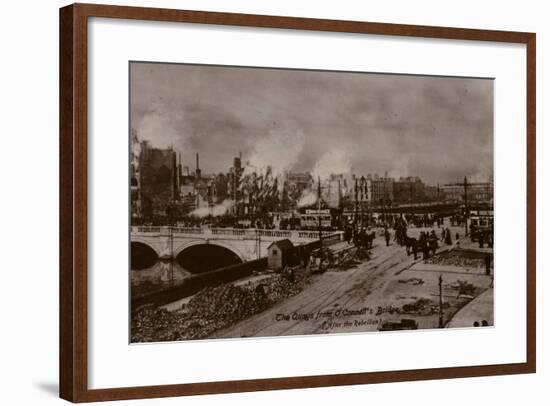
[468, 209, 494, 242]
[299, 209, 333, 230]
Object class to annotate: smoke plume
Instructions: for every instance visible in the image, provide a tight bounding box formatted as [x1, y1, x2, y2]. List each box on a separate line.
[136, 100, 183, 150]
[131, 129, 141, 167]
[311, 148, 352, 181]
[297, 189, 318, 208]
[189, 199, 235, 218]
[242, 128, 306, 193]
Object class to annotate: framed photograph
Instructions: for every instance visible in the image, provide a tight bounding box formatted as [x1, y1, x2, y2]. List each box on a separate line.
[59, 3, 536, 402]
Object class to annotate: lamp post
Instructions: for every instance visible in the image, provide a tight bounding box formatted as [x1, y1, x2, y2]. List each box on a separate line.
[317, 176, 323, 248]
[463, 176, 469, 236]
[380, 198, 387, 232]
[438, 274, 444, 328]
[353, 178, 359, 233]
[388, 200, 393, 228]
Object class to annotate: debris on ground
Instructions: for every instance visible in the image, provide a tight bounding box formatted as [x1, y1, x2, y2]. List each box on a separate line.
[399, 297, 451, 316]
[425, 253, 485, 268]
[331, 247, 372, 271]
[398, 277, 425, 286]
[448, 279, 477, 297]
[375, 297, 451, 317]
[131, 270, 311, 342]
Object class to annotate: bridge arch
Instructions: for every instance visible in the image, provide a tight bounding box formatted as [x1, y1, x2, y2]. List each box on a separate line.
[130, 237, 162, 257]
[130, 240, 160, 270]
[174, 240, 245, 274]
[173, 239, 246, 262]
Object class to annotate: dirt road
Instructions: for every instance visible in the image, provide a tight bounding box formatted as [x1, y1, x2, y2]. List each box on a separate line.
[212, 224, 493, 339]
[212, 236, 417, 339]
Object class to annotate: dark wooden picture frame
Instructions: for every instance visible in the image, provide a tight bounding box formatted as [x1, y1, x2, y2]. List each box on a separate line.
[59, 3, 536, 402]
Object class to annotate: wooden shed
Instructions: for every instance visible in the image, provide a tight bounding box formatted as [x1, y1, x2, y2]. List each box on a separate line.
[267, 239, 295, 271]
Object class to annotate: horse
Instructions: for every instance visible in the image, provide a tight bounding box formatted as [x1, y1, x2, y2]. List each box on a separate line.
[365, 231, 376, 249]
[404, 236, 417, 256]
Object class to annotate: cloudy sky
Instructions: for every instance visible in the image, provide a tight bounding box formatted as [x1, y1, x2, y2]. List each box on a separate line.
[130, 62, 493, 185]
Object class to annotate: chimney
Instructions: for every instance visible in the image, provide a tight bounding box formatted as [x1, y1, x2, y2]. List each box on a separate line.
[176, 152, 181, 191]
[195, 153, 201, 178]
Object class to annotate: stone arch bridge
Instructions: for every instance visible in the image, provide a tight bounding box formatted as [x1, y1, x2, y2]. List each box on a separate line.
[131, 226, 343, 263]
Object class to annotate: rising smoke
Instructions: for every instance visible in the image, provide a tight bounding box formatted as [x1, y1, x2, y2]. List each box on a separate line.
[297, 189, 318, 208]
[295, 148, 352, 208]
[136, 100, 183, 150]
[131, 129, 141, 168]
[311, 148, 352, 181]
[242, 128, 306, 193]
[189, 199, 235, 218]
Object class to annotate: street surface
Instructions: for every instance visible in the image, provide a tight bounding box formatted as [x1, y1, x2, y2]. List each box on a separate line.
[213, 225, 493, 339]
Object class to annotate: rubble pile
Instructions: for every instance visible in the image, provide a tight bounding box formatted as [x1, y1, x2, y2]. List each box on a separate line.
[398, 277, 425, 286]
[131, 271, 311, 342]
[448, 279, 477, 297]
[132, 308, 185, 342]
[375, 298, 450, 317]
[425, 253, 484, 268]
[331, 248, 370, 271]
[399, 297, 450, 316]
[335, 251, 361, 271]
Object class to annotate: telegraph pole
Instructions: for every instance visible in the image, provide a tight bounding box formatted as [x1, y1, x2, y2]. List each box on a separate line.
[464, 176, 469, 235]
[318, 176, 323, 248]
[233, 172, 237, 215]
[256, 229, 261, 260]
[438, 274, 444, 328]
[380, 199, 388, 233]
[168, 207, 174, 283]
[354, 177, 359, 233]
[360, 176, 365, 228]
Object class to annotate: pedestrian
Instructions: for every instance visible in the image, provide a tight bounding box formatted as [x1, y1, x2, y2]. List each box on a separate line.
[420, 232, 429, 260]
[367, 229, 375, 249]
[444, 228, 452, 245]
[359, 227, 367, 249]
[385, 228, 391, 247]
[479, 232, 485, 249]
[344, 226, 352, 243]
[429, 230, 438, 256]
[352, 229, 360, 247]
[412, 239, 418, 260]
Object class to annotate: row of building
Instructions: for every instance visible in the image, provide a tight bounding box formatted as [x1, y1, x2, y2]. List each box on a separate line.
[130, 136, 493, 222]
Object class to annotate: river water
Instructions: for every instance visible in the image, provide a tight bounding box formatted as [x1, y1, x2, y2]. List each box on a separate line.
[131, 260, 192, 298]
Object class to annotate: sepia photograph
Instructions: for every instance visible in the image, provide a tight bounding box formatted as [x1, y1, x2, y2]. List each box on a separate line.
[129, 62, 494, 343]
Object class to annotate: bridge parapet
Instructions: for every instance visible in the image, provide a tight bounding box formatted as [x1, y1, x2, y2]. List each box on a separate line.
[131, 226, 342, 244]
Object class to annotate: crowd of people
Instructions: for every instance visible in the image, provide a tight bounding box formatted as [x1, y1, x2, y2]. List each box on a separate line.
[340, 214, 464, 262]
[403, 229, 454, 260]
